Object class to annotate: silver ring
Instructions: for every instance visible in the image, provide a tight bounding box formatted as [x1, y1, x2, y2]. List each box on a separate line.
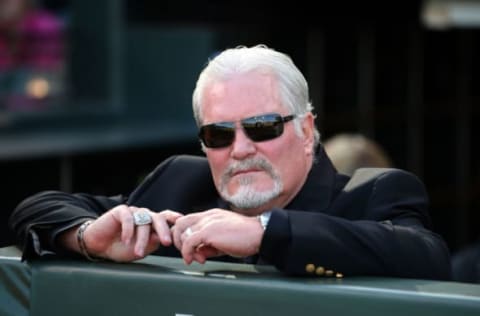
[133, 211, 152, 226]
[185, 227, 193, 237]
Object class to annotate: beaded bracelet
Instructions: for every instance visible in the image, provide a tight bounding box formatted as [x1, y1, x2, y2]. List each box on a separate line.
[76, 220, 102, 262]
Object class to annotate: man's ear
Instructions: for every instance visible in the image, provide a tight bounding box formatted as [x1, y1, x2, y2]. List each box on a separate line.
[301, 113, 315, 156]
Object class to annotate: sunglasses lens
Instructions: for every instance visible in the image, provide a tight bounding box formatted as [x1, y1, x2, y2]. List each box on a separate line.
[199, 113, 293, 148]
[199, 123, 235, 148]
[243, 114, 283, 142]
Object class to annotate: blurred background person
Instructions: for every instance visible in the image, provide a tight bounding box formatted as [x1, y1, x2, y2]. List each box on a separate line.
[0, 0, 66, 111]
[323, 133, 393, 176]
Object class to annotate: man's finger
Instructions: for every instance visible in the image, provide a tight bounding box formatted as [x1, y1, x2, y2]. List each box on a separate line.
[181, 231, 206, 264]
[152, 213, 172, 246]
[112, 205, 135, 245]
[134, 224, 151, 257]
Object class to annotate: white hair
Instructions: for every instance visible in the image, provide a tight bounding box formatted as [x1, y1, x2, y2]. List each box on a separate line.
[192, 44, 320, 148]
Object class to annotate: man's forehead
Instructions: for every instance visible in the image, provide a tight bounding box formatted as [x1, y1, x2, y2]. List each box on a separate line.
[201, 75, 284, 122]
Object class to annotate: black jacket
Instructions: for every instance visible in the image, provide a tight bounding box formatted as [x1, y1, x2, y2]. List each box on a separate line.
[9, 149, 452, 280]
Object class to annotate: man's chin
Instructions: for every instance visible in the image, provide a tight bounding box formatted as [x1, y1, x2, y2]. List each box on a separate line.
[228, 199, 268, 211]
[227, 185, 275, 196]
[222, 186, 280, 209]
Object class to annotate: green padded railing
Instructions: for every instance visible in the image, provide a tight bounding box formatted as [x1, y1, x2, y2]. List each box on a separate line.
[1, 251, 480, 316]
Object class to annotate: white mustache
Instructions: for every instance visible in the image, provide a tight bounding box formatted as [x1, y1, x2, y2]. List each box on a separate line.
[225, 158, 274, 177]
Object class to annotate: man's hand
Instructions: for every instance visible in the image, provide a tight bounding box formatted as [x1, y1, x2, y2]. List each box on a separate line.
[59, 205, 183, 262]
[171, 209, 265, 264]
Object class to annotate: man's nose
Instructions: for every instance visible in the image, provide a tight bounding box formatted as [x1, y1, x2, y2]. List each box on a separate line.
[230, 126, 256, 159]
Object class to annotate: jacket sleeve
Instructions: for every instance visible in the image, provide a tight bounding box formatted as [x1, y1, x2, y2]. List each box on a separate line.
[259, 169, 452, 280]
[8, 190, 125, 259]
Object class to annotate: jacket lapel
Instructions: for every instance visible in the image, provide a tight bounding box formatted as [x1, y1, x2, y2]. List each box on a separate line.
[286, 146, 341, 213]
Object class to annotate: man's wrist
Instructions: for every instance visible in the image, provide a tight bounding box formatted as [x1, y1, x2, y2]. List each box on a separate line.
[76, 220, 102, 261]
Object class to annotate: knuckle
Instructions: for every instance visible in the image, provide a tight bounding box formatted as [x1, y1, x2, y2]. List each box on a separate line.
[113, 204, 128, 213]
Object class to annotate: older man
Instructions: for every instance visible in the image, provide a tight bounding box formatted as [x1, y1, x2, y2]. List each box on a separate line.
[9, 45, 451, 279]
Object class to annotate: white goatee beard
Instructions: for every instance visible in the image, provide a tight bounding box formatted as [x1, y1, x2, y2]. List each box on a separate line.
[219, 157, 283, 210]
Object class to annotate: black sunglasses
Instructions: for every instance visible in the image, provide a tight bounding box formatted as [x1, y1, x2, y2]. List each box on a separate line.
[199, 113, 296, 148]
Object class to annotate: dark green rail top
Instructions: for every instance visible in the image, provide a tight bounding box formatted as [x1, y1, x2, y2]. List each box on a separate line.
[1, 254, 480, 316]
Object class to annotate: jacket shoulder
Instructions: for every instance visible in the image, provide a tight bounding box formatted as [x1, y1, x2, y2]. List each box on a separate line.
[332, 167, 429, 222]
[127, 155, 218, 211]
[343, 167, 421, 192]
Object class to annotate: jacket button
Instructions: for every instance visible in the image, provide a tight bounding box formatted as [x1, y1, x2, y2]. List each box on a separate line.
[315, 266, 325, 276]
[305, 263, 315, 273]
